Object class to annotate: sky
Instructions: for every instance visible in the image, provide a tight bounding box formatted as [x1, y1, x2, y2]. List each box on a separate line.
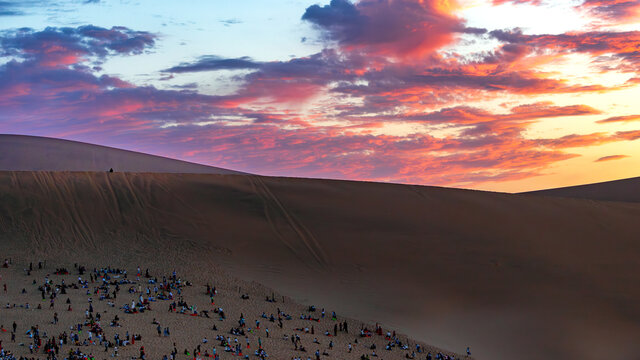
[0, 0, 639, 192]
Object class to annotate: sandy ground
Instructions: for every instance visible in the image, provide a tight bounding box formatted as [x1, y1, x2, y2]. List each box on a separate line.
[1, 171, 640, 360]
[0, 260, 464, 360]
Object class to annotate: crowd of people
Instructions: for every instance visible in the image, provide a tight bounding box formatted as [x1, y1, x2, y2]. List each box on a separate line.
[0, 260, 471, 360]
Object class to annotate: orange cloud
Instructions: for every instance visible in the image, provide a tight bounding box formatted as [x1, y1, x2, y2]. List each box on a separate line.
[597, 114, 640, 123]
[595, 154, 630, 162]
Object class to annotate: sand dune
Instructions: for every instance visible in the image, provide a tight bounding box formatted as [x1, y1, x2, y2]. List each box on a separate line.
[1, 170, 640, 360]
[522, 176, 640, 203]
[0, 134, 243, 174]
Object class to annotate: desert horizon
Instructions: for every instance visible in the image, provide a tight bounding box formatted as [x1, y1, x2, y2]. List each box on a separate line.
[3, 134, 639, 195]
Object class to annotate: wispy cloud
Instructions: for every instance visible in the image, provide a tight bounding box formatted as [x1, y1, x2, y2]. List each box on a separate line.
[0, 1, 23, 16]
[164, 56, 261, 73]
[595, 154, 630, 162]
[219, 18, 242, 27]
[597, 114, 640, 123]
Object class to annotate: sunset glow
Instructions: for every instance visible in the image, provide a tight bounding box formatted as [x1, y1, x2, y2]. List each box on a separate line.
[1, 0, 639, 191]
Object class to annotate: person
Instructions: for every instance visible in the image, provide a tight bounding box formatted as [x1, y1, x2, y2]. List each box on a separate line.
[348, 343, 352, 353]
[466, 347, 471, 357]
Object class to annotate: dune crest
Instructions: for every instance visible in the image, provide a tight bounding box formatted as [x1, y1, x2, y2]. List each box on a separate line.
[0, 134, 243, 174]
[522, 176, 640, 203]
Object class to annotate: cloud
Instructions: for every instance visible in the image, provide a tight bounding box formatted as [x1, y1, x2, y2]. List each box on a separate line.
[181, 50, 358, 105]
[597, 114, 640, 123]
[580, 0, 640, 22]
[169, 47, 603, 110]
[0, 0, 101, 16]
[535, 130, 640, 148]
[0, 0, 50, 16]
[0, 26, 156, 67]
[491, 0, 543, 4]
[378, 103, 600, 125]
[164, 56, 261, 73]
[0, 1, 23, 16]
[485, 0, 639, 23]
[219, 18, 242, 26]
[595, 154, 630, 162]
[489, 29, 640, 72]
[614, 129, 640, 141]
[301, 0, 462, 59]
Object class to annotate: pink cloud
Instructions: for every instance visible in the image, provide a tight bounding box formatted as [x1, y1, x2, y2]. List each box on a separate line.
[301, 0, 462, 60]
[580, 0, 640, 22]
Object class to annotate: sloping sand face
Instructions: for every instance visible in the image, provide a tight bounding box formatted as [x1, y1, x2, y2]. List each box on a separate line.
[0, 135, 244, 175]
[1, 171, 640, 360]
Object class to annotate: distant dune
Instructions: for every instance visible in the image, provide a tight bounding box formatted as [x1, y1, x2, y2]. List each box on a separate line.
[1, 170, 640, 360]
[522, 176, 640, 203]
[0, 134, 244, 174]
